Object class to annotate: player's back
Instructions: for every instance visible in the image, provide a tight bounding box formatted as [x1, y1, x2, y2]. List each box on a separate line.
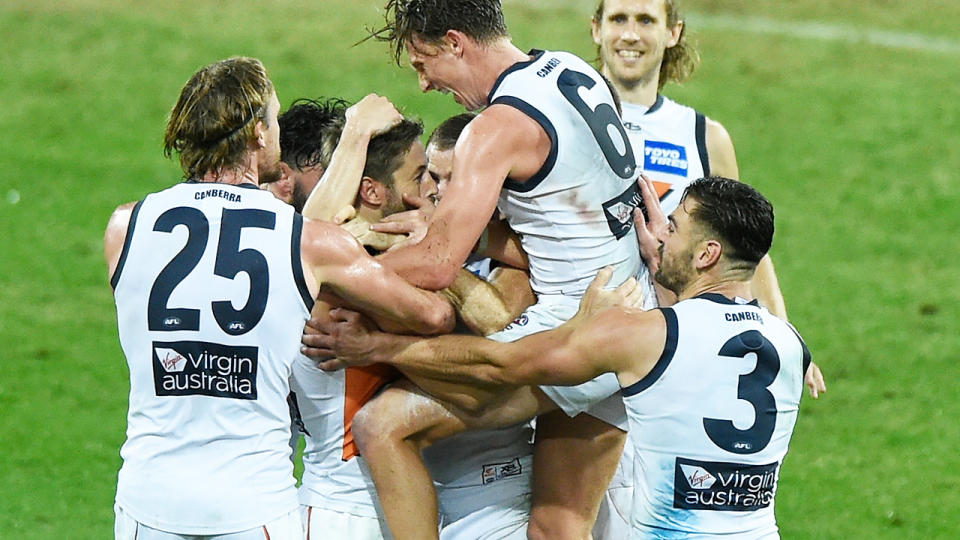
[111, 181, 309, 534]
[622, 294, 810, 539]
[489, 50, 642, 297]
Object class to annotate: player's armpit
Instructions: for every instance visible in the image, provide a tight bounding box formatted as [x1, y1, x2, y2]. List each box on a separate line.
[104, 201, 138, 280]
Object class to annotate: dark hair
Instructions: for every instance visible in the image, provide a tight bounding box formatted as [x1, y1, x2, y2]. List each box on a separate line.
[593, 0, 698, 91]
[278, 97, 349, 171]
[371, 0, 509, 65]
[426, 112, 476, 151]
[163, 57, 274, 179]
[683, 176, 774, 264]
[363, 118, 425, 184]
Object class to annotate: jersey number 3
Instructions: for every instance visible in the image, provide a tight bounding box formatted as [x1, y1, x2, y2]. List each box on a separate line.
[148, 207, 276, 336]
[703, 330, 781, 454]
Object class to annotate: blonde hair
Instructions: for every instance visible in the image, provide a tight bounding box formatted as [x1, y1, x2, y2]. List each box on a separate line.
[593, 0, 699, 90]
[163, 57, 274, 179]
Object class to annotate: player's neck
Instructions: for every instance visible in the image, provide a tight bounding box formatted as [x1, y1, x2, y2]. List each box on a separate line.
[198, 167, 259, 187]
[677, 277, 754, 304]
[484, 40, 534, 92]
[605, 66, 660, 108]
[354, 205, 383, 225]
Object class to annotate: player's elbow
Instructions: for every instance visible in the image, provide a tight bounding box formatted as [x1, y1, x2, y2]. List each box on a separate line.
[417, 263, 460, 291]
[409, 293, 457, 336]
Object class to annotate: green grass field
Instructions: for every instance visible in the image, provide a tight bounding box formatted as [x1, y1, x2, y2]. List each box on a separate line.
[1, 0, 958, 537]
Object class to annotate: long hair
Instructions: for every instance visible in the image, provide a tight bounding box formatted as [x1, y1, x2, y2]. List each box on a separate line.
[163, 57, 274, 179]
[593, 0, 699, 90]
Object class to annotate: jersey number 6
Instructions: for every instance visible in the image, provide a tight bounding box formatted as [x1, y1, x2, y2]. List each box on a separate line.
[557, 68, 636, 179]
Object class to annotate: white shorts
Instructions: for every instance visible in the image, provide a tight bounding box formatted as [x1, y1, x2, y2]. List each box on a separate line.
[439, 493, 529, 540]
[592, 485, 632, 540]
[303, 505, 390, 539]
[115, 505, 302, 540]
[489, 295, 628, 430]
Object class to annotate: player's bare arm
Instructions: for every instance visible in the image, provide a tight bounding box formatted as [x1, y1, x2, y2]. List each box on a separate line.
[104, 201, 137, 278]
[301, 217, 454, 335]
[440, 265, 534, 336]
[377, 105, 550, 289]
[301, 94, 403, 222]
[474, 218, 528, 269]
[313, 278, 655, 389]
[704, 117, 739, 180]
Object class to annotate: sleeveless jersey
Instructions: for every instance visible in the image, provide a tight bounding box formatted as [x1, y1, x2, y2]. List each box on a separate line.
[622, 295, 810, 538]
[293, 359, 398, 518]
[489, 50, 643, 296]
[111, 181, 310, 534]
[622, 95, 709, 215]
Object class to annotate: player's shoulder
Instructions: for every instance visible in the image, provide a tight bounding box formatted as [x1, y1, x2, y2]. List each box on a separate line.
[300, 217, 365, 265]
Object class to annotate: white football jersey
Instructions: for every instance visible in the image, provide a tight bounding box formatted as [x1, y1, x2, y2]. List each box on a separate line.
[489, 50, 643, 297]
[292, 359, 394, 520]
[622, 95, 709, 215]
[623, 295, 809, 538]
[112, 181, 308, 534]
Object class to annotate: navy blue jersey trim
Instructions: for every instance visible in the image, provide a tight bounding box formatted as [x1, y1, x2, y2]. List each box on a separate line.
[487, 49, 545, 103]
[291, 212, 314, 312]
[622, 308, 677, 396]
[491, 96, 559, 193]
[645, 94, 665, 115]
[694, 293, 760, 307]
[110, 199, 144, 291]
[184, 179, 260, 190]
[785, 322, 813, 378]
[695, 112, 709, 176]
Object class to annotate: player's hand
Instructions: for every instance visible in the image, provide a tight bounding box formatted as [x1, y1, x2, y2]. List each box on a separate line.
[576, 267, 644, 319]
[346, 94, 404, 138]
[302, 308, 381, 370]
[805, 361, 827, 399]
[332, 204, 356, 225]
[369, 193, 434, 251]
[634, 174, 668, 273]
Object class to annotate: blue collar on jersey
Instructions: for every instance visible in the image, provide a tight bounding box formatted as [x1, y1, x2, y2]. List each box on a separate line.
[694, 293, 760, 307]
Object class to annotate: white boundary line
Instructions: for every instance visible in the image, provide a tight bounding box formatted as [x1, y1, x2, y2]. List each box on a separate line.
[502, 1, 960, 55]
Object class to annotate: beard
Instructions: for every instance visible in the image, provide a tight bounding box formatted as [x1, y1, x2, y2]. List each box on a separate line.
[292, 181, 308, 214]
[258, 158, 282, 186]
[655, 245, 694, 295]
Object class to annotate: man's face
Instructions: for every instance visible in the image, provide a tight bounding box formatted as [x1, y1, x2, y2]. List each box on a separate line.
[592, 0, 681, 87]
[655, 196, 699, 294]
[383, 140, 431, 216]
[257, 91, 283, 185]
[406, 36, 487, 111]
[425, 142, 454, 201]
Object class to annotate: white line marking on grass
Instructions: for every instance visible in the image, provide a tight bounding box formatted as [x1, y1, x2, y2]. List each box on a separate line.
[690, 13, 960, 55]
[503, 0, 960, 55]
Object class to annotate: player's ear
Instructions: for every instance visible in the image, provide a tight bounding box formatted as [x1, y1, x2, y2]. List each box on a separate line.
[278, 161, 294, 181]
[697, 239, 722, 269]
[666, 19, 683, 49]
[445, 30, 465, 57]
[358, 177, 385, 207]
[591, 17, 602, 45]
[253, 120, 266, 148]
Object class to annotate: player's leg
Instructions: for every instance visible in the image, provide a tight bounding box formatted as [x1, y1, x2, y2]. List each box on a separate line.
[526, 411, 626, 540]
[353, 379, 554, 540]
[302, 505, 389, 540]
[592, 436, 634, 540]
[116, 508, 302, 540]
